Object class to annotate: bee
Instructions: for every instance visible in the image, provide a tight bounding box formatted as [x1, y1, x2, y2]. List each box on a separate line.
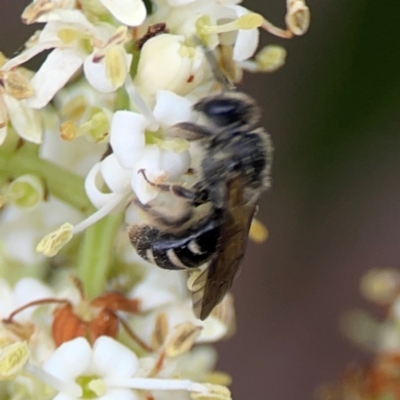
[129, 87, 273, 320]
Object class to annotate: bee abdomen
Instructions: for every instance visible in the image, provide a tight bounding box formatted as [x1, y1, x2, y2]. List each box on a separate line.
[129, 220, 221, 270]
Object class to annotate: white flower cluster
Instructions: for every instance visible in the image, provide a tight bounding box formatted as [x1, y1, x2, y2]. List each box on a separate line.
[0, 0, 309, 399]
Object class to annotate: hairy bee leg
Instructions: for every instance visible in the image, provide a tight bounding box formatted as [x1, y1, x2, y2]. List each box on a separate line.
[134, 198, 193, 227]
[138, 169, 203, 204]
[169, 122, 214, 141]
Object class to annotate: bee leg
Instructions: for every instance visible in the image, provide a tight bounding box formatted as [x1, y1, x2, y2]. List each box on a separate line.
[134, 198, 193, 227]
[138, 169, 207, 205]
[169, 122, 214, 141]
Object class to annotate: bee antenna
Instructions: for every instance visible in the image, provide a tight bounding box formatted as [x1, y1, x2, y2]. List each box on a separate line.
[192, 36, 235, 92]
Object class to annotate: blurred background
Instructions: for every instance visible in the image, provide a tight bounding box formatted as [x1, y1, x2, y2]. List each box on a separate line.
[2, 0, 400, 398]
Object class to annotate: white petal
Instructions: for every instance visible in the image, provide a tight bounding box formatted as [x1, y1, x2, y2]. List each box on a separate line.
[83, 53, 132, 93]
[98, 389, 138, 400]
[233, 28, 259, 61]
[14, 278, 53, 319]
[3, 95, 42, 143]
[159, 149, 191, 181]
[85, 162, 119, 209]
[98, 0, 147, 26]
[131, 146, 162, 204]
[100, 154, 131, 193]
[52, 393, 76, 400]
[110, 111, 147, 169]
[43, 338, 91, 381]
[27, 47, 85, 109]
[227, 5, 260, 61]
[90, 336, 139, 378]
[39, 10, 100, 42]
[153, 90, 193, 127]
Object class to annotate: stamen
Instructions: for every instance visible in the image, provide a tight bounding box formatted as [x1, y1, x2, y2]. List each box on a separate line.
[24, 362, 82, 398]
[0, 342, 30, 380]
[105, 46, 127, 88]
[72, 191, 129, 235]
[200, 13, 263, 35]
[60, 120, 78, 142]
[36, 223, 73, 257]
[105, 377, 208, 393]
[124, 75, 158, 129]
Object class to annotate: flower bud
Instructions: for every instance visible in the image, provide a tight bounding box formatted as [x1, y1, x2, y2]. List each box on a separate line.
[6, 174, 45, 209]
[134, 34, 207, 103]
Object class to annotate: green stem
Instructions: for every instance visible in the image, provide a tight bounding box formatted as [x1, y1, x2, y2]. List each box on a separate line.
[76, 213, 123, 299]
[0, 143, 92, 213]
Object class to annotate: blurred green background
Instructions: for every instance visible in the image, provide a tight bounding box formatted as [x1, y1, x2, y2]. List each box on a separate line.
[2, 0, 400, 398]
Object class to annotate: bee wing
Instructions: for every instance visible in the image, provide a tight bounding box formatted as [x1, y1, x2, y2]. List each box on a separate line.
[191, 176, 256, 320]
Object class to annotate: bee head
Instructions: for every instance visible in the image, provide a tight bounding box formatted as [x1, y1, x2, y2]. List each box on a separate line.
[194, 92, 260, 130]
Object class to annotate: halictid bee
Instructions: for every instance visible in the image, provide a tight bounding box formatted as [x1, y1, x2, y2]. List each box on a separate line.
[129, 56, 273, 320]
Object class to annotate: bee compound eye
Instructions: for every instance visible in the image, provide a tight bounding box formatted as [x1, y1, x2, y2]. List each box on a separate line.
[196, 98, 242, 126]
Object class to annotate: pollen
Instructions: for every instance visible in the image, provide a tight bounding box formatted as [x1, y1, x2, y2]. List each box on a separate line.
[0, 342, 30, 380]
[60, 120, 78, 141]
[36, 222, 74, 257]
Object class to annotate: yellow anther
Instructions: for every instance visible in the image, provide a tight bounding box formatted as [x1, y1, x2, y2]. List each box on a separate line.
[165, 322, 202, 358]
[204, 372, 232, 387]
[88, 379, 106, 396]
[60, 120, 78, 142]
[151, 312, 169, 350]
[200, 13, 263, 35]
[0, 342, 30, 380]
[249, 218, 268, 243]
[36, 223, 73, 257]
[105, 46, 127, 88]
[2, 69, 34, 100]
[236, 13, 264, 30]
[191, 384, 231, 400]
[256, 45, 287, 72]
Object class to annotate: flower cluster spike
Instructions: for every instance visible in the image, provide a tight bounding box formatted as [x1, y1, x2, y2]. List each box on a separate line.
[0, 0, 310, 399]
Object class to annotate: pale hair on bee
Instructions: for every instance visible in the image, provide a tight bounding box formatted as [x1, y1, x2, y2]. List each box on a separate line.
[129, 41, 273, 320]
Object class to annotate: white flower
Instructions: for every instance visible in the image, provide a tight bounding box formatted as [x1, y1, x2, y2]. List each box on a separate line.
[3, 11, 132, 108]
[129, 265, 235, 344]
[97, 0, 147, 26]
[32, 336, 219, 400]
[152, 1, 263, 61]
[0, 62, 42, 144]
[22, 0, 146, 27]
[0, 278, 53, 322]
[134, 34, 208, 103]
[0, 198, 82, 265]
[85, 89, 192, 209]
